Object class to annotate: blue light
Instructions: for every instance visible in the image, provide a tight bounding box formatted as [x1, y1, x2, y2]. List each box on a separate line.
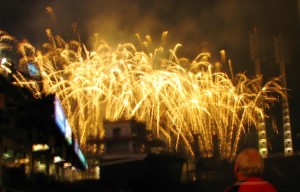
[54, 96, 72, 145]
[78, 149, 88, 169]
[28, 63, 40, 77]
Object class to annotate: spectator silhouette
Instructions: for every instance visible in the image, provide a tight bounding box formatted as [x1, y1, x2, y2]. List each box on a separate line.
[225, 148, 277, 192]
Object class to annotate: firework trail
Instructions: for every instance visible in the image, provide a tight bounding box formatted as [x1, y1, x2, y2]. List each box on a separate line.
[1, 29, 284, 160]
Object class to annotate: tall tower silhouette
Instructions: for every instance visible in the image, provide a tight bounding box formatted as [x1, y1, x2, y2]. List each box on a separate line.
[274, 35, 294, 156]
[249, 27, 268, 158]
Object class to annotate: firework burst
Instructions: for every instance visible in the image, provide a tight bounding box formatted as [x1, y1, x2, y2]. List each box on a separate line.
[1, 29, 284, 160]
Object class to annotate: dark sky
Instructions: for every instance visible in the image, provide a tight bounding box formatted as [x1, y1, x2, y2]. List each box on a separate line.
[1, 0, 300, 151]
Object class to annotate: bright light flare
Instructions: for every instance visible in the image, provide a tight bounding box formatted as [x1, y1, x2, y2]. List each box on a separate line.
[5, 30, 284, 160]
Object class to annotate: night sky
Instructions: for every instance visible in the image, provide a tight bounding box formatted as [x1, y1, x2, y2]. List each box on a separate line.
[1, 0, 300, 152]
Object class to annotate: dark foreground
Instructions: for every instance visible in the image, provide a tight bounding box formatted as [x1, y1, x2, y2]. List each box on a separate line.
[2, 155, 300, 192]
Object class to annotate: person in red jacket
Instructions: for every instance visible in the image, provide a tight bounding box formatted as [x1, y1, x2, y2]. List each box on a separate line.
[224, 148, 277, 192]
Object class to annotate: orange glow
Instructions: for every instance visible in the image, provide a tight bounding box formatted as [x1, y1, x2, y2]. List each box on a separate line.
[11, 30, 284, 160]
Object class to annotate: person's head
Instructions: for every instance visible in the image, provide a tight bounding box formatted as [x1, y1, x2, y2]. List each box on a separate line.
[234, 148, 264, 180]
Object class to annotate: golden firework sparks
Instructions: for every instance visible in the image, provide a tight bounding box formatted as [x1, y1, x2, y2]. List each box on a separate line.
[3, 29, 284, 160]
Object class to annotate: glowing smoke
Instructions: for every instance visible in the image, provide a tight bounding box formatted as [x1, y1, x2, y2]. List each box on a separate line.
[5, 29, 284, 160]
